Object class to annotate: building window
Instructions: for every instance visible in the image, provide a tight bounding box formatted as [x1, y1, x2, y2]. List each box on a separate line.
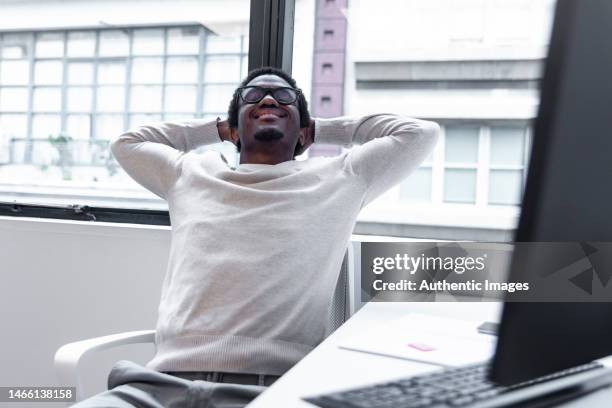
[0, 24, 247, 205]
[399, 122, 529, 208]
[488, 125, 528, 205]
[443, 125, 479, 204]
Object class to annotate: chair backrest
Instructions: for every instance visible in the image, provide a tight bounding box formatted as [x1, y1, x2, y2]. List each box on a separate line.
[324, 248, 351, 337]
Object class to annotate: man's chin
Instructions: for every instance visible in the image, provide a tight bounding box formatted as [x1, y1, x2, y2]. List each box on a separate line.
[253, 128, 285, 141]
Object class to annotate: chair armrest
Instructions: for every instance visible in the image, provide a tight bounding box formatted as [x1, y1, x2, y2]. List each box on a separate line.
[54, 330, 155, 401]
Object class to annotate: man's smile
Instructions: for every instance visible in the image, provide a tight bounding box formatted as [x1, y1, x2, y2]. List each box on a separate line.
[252, 108, 287, 121]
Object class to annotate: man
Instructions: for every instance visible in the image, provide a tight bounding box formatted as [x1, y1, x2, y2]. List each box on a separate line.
[75, 67, 439, 407]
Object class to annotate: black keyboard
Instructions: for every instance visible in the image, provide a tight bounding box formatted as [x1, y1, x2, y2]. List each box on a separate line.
[303, 361, 604, 408]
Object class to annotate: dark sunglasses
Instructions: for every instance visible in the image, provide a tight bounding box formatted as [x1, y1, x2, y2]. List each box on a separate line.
[238, 86, 301, 105]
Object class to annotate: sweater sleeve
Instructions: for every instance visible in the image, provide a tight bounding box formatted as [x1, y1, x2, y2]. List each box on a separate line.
[110, 119, 221, 199]
[314, 114, 440, 207]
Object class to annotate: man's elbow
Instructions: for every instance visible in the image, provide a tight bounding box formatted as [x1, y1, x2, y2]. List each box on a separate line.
[417, 119, 441, 149]
[422, 120, 441, 138]
[109, 131, 135, 160]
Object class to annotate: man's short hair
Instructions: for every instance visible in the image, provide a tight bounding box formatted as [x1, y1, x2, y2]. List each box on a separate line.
[227, 66, 311, 130]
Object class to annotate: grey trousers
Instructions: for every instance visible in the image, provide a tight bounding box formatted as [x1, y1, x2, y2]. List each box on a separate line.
[72, 360, 268, 408]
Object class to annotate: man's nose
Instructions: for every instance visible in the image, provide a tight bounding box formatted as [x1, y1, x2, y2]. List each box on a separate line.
[258, 94, 279, 107]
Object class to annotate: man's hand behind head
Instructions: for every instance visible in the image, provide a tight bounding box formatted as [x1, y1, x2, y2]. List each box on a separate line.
[216, 118, 232, 143]
[294, 119, 315, 156]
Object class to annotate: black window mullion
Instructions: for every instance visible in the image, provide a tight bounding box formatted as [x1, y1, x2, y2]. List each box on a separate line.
[60, 31, 68, 134]
[195, 27, 207, 118]
[161, 27, 168, 120]
[248, 0, 295, 74]
[123, 29, 133, 130]
[24, 33, 36, 163]
[91, 30, 100, 140]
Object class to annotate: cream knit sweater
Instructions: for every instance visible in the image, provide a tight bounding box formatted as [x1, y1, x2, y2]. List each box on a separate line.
[110, 114, 439, 375]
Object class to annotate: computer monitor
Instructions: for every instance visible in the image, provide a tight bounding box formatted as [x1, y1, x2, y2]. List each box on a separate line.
[490, 0, 612, 385]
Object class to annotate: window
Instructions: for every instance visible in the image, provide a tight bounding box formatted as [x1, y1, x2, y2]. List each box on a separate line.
[488, 126, 528, 205]
[444, 126, 479, 204]
[291, 0, 554, 240]
[398, 123, 530, 207]
[0, 23, 249, 208]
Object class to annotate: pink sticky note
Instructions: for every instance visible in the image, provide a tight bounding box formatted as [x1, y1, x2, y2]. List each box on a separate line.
[408, 342, 436, 352]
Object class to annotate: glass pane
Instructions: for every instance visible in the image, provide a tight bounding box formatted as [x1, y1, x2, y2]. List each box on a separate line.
[445, 126, 479, 163]
[167, 27, 200, 54]
[67, 31, 96, 57]
[31, 139, 55, 166]
[0, 114, 27, 139]
[0, 60, 30, 85]
[0, 3, 251, 210]
[164, 85, 197, 112]
[0, 114, 27, 163]
[33, 87, 61, 112]
[131, 58, 164, 84]
[204, 56, 241, 82]
[444, 169, 477, 203]
[202, 84, 236, 112]
[67, 62, 94, 85]
[67, 87, 92, 112]
[98, 61, 126, 84]
[1, 33, 32, 59]
[32, 114, 61, 138]
[96, 114, 125, 141]
[97, 86, 125, 112]
[490, 126, 526, 166]
[99, 30, 129, 56]
[8, 139, 27, 164]
[66, 114, 91, 140]
[130, 85, 162, 111]
[34, 61, 63, 85]
[400, 167, 432, 202]
[35, 32, 64, 57]
[132, 29, 164, 55]
[240, 55, 248, 78]
[0, 87, 29, 111]
[206, 35, 241, 53]
[166, 57, 198, 83]
[129, 113, 162, 128]
[489, 170, 523, 205]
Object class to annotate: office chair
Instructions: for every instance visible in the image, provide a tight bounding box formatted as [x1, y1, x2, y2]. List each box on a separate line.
[54, 246, 355, 402]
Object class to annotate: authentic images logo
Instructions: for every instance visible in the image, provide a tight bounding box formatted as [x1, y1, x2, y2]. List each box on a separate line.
[371, 253, 487, 275]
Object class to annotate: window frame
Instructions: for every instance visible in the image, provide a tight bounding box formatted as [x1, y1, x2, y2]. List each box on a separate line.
[0, 0, 295, 225]
[398, 119, 532, 208]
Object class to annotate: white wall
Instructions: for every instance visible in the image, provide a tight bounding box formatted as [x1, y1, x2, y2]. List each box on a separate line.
[0, 217, 170, 404]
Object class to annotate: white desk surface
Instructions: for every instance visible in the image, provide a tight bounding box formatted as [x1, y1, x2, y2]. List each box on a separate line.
[247, 302, 503, 407]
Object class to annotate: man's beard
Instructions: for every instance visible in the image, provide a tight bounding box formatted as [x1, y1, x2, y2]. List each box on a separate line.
[253, 128, 284, 141]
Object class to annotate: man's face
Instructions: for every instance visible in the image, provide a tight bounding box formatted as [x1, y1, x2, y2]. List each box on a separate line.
[235, 74, 303, 159]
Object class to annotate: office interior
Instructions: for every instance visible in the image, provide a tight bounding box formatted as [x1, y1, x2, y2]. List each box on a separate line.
[1, 0, 611, 407]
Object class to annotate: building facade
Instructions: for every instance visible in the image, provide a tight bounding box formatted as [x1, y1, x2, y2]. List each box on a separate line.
[0, 0, 556, 239]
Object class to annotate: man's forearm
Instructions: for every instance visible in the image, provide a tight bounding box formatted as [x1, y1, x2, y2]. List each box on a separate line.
[109, 119, 223, 199]
[313, 114, 438, 147]
[112, 119, 222, 153]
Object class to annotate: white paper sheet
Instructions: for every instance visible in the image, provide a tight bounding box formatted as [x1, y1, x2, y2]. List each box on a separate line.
[339, 313, 497, 367]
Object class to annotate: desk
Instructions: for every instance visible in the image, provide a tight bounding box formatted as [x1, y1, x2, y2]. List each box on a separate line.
[247, 302, 612, 407]
[247, 302, 502, 407]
